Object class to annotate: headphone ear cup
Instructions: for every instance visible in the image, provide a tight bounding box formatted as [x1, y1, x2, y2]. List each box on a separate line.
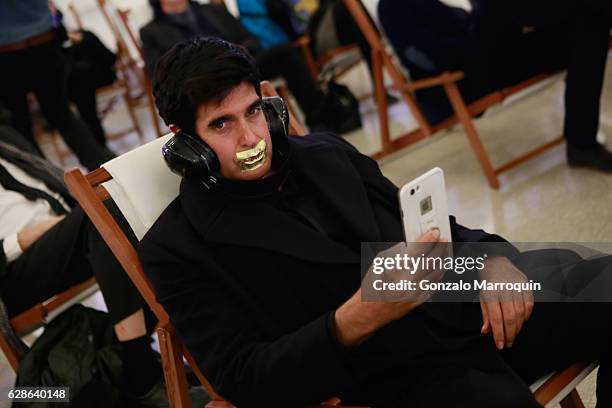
[162, 131, 220, 181]
[262, 96, 289, 136]
[262, 96, 290, 157]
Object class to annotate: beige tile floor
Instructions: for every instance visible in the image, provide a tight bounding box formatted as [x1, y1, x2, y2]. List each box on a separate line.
[2, 54, 612, 407]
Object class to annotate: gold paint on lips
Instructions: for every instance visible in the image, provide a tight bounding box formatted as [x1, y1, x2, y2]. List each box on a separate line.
[236, 139, 267, 171]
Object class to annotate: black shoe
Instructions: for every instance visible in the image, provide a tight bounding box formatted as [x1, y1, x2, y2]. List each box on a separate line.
[567, 144, 612, 172]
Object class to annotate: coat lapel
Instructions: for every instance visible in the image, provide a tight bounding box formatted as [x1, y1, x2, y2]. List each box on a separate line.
[180, 178, 359, 265]
[291, 142, 382, 243]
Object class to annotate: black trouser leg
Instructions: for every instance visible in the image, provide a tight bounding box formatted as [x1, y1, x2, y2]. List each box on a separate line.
[0, 67, 43, 156]
[256, 45, 325, 123]
[68, 72, 107, 147]
[333, 2, 374, 76]
[1, 206, 146, 327]
[563, 13, 610, 148]
[501, 254, 612, 407]
[29, 42, 111, 169]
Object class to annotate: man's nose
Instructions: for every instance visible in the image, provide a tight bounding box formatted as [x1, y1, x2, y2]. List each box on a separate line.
[239, 121, 260, 146]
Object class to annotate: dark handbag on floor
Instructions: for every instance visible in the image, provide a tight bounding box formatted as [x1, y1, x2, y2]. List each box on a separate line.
[14, 305, 123, 408]
[324, 81, 362, 133]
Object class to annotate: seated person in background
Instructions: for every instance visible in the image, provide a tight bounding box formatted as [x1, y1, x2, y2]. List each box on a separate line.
[249, 0, 400, 104]
[50, 1, 117, 148]
[378, 0, 570, 125]
[462, 0, 612, 172]
[236, 0, 299, 49]
[0, 0, 112, 170]
[141, 0, 361, 134]
[0, 122, 206, 407]
[139, 37, 612, 407]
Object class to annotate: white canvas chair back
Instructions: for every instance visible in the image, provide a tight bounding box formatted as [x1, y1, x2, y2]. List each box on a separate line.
[101, 134, 180, 240]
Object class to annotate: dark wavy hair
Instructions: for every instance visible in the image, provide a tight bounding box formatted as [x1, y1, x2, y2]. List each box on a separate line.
[152, 37, 261, 133]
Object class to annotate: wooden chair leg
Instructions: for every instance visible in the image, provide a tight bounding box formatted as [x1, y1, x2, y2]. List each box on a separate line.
[122, 92, 144, 143]
[371, 49, 391, 152]
[157, 326, 191, 408]
[0, 335, 24, 372]
[143, 78, 163, 138]
[560, 389, 585, 408]
[51, 131, 67, 167]
[443, 81, 500, 189]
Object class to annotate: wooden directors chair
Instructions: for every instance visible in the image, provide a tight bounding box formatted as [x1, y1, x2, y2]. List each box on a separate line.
[95, 0, 164, 138]
[64, 82, 594, 407]
[342, 0, 571, 189]
[0, 277, 98, 372]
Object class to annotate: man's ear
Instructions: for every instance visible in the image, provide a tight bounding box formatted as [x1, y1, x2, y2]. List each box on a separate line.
[169, 124, 181, 134]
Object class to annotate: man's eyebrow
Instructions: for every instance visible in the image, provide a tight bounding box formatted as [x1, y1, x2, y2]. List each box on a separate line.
[206, 99, 262, 128]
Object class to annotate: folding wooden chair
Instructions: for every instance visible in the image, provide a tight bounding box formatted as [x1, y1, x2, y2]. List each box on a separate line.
[95, 0, 164, 138]
[292, 35, 362, 82]
[0, 277, 98, 372]
[57, 2, 146, 153]
[342, 0, 571, 189]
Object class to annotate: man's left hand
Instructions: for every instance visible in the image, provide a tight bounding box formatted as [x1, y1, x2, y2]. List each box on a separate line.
[479, 256, 534, 350]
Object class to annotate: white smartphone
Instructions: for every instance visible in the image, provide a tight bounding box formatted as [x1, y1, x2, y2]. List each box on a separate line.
[399, 167, 452, 243]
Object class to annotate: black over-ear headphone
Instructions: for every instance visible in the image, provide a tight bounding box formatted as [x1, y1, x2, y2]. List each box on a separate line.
[162, 96, 290, 188]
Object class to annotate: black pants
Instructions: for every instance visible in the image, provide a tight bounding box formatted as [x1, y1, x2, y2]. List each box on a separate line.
[476, 0, 612, 147]
[68, 72, 106, 147]
[0, 205, 148, 327]
[354, 250, 612, 408]
[255, 44, 325, 126]
[0, 38, 112, 170]
[564, 10, 611, 147]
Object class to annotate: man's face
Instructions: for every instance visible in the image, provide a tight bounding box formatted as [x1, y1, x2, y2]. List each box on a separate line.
[194, 82, 273, 181]
[159, 0, 188, 14]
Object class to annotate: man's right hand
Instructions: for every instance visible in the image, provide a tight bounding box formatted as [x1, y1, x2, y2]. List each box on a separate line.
[334, 229, 446, 347]
[17, 215, 65, 251]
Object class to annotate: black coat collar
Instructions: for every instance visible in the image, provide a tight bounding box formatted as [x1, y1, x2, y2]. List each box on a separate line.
[179, 137, 382, 264]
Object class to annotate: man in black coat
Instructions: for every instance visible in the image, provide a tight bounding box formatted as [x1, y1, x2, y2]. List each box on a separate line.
[140, 0, 360, 133]
[140, 37, 612, 407]
[0, 123, 176, 406]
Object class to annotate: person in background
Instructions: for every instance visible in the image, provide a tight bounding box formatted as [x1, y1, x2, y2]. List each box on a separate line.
[0, 0, 112, 170]
[141, 0, 361, 134]
[50, 1, 118, 148]
[378, 0, 570, 126]
[0, 122, 212, 407]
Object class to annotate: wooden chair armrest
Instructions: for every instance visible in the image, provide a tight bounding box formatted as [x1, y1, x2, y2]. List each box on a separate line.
[397, 71, 465, 92]
[533, 361, 596, 406]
